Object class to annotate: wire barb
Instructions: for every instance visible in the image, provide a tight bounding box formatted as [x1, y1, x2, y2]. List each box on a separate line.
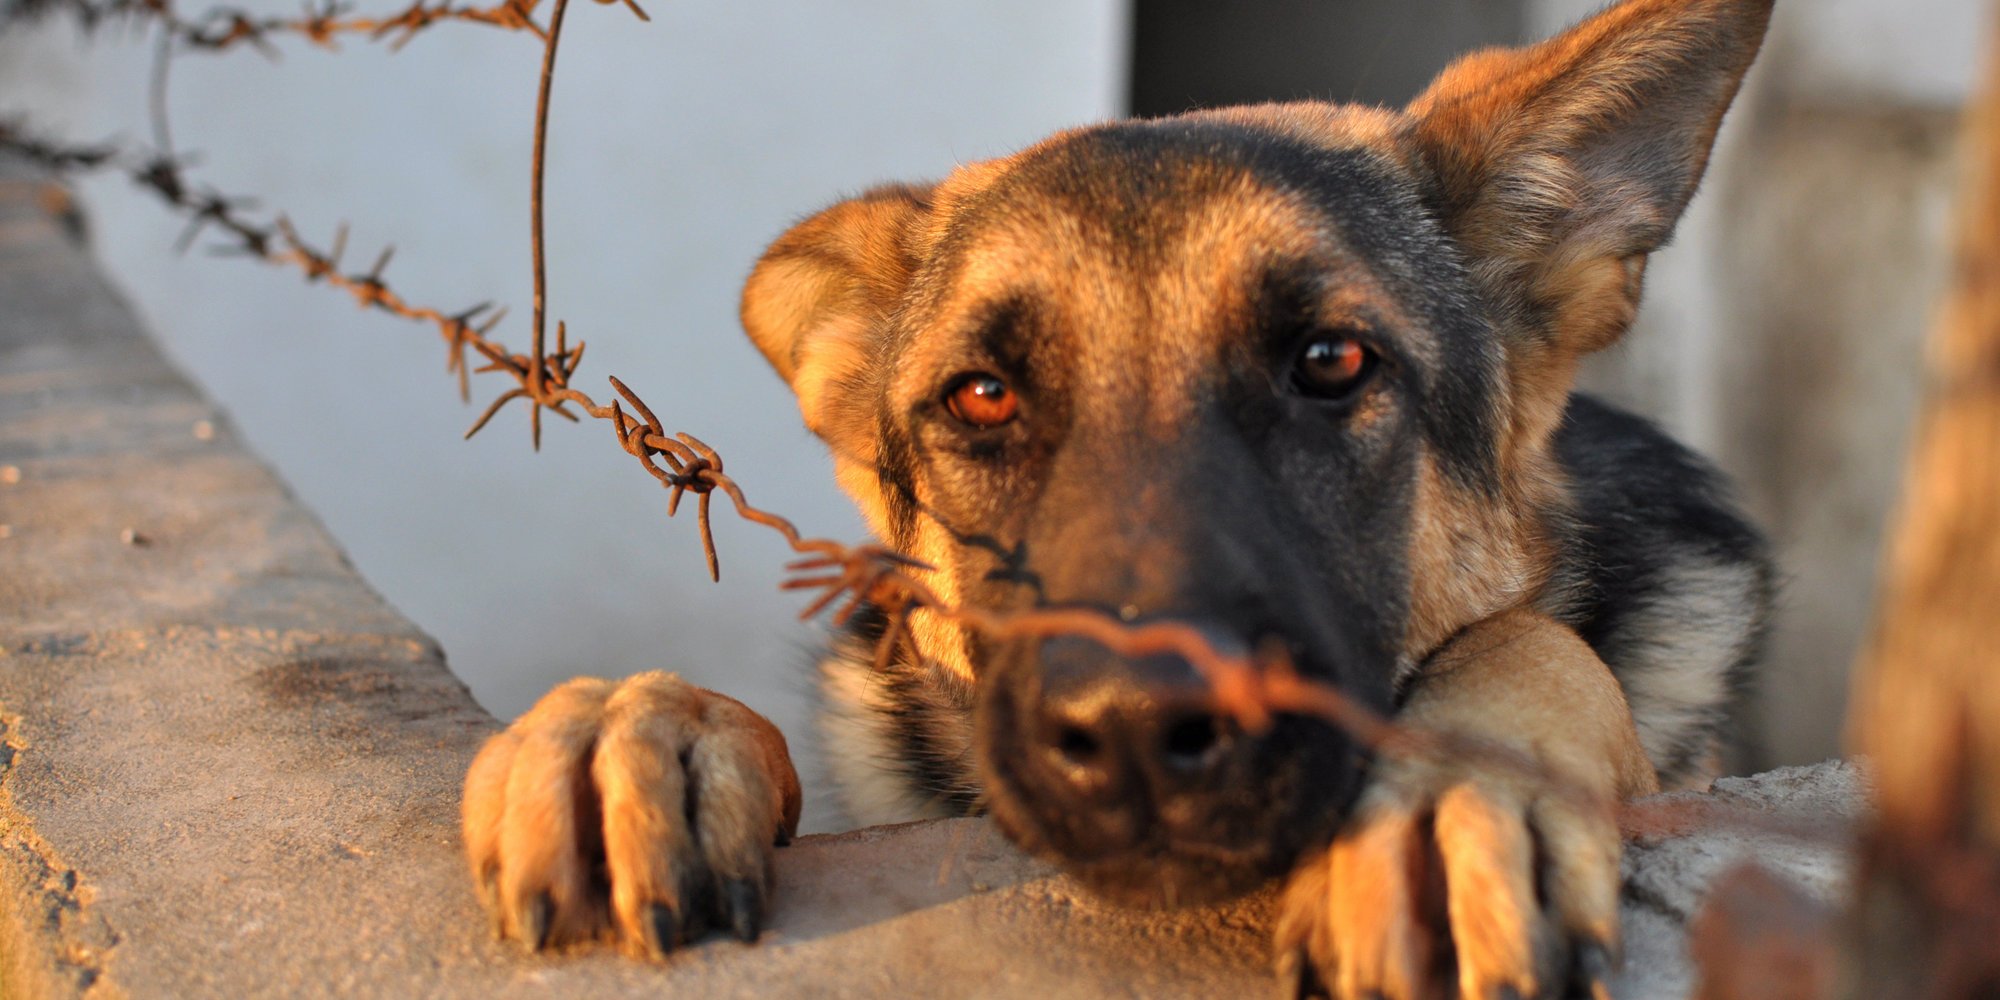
[24, 0, 550, 55]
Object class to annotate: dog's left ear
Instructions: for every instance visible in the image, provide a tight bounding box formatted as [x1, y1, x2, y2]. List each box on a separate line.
[1408, 0, 1773, 365]
[741, 183, 935, 467]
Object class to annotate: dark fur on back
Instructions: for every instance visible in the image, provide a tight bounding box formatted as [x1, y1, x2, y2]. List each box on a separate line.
[1558, 395, 1774, 784]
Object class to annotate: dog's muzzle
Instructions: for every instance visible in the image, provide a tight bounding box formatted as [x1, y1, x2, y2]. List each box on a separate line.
[978, 627, 1361, 907]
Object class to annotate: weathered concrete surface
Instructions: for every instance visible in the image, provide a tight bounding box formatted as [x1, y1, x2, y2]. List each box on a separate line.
[0, 159, 1867, 999]
[1618, 762, 1869, 999]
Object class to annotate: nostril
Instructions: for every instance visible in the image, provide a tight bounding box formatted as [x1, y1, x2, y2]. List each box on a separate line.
[1055, 725, 1103, 766]
[1162, 713, 1228, 771]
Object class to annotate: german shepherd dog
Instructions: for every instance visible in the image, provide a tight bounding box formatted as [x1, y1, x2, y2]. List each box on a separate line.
[462, 0, 1777, 995]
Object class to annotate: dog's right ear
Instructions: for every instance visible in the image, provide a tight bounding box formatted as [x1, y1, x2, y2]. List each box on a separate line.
[1403, 0, 1771, 448]
[741, 183, 935, 466]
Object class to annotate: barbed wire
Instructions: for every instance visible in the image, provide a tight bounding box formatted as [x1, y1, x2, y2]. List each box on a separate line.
[18, 0, 554, 50]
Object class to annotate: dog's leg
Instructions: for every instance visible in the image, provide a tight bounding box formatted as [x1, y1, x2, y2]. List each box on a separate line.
[1277, 608, 1658, 1000]
[461, 672, 801, 956]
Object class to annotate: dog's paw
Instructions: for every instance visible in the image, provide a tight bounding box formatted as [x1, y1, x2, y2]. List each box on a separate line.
[461, 672, 801, 957]
[1274, 753, 1620, 1000]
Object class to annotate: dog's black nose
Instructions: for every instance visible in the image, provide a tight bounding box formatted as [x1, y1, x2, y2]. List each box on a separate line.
[980, 627, 1367, 906]
[1024, 636, 1246, 840]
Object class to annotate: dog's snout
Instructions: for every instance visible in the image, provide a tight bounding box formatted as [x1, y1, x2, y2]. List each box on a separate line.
[981, 628, 1367, 905]
[1021, 637, 1248, 832]
[1036, 688, 1236, 793]
[1161, 711, 1231, 770]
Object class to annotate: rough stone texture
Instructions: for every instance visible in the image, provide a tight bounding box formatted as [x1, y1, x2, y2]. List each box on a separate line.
[0, 160, 1868, 999]
[1618, 763, 1870, 1000]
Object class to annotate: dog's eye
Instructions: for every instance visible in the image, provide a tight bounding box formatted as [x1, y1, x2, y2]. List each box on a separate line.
[945, 373, 1019, 428]
[1291, 335, 1377, 400]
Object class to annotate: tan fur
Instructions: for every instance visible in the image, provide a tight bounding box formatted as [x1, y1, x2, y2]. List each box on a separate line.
[594, 675, 701, 952]
[1403, 453, 1560, 668]
[1434, 783, 1540, 1000]
[1406, 0, 1771, 498]
[742, 184, 934, 467]
[1279, 804, 1433, 1000]
[1278, 610, 1660, 999]
[492, 677, 614, 948]
[462, 672, 799, 955]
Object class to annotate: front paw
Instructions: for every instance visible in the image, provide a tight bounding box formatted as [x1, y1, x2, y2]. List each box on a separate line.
[461, 672, 801, 957]
[1275, 754, 1620, 1000]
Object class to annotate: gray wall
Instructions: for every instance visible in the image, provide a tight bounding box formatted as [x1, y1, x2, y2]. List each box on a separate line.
[1, 0, 1126, 831]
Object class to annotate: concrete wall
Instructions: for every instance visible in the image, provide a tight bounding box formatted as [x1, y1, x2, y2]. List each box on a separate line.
[0, 0, 1127, 830]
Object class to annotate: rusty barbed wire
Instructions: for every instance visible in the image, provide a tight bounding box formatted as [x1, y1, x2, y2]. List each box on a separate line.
[0, 120, 516, 405]
[0, 0, 1837, 854]
[20, 0, 557, 51]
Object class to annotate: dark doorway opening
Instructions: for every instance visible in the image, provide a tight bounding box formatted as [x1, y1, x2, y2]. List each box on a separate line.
[1129, 0, 1527, 117]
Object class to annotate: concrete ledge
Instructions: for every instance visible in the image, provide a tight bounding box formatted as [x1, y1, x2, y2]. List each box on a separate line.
[0, 161, 1867, 999]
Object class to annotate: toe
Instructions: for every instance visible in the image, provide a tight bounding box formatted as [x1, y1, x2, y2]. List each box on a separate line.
[1279, 788, 1437, 1000]
[1530, 794, 1622, 999]
[1434, 782, 1541, 1000]
[1276, 940, 1330, 1000]
[496, 677, 616, 950]
[463, 726, 521, 929]
[1328, 802, 1432, 1000]
[1530, 793, 1619, 946]
[682, 691, 798, 938]
[594, 672, 706, 956]
[1275, 849, 1334, 999]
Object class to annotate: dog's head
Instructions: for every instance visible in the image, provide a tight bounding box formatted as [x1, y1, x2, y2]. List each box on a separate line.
[741, 0, 1771, 905]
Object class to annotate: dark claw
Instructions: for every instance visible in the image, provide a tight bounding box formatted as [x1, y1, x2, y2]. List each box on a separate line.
[1275, 944, 1324, 1000]
[679, 876, 715, 943]
[519, 892, 554, 953]
[643, 902, 681, 958]
[1573, 939, 1615, 1000]
[723, 876, 765, 942]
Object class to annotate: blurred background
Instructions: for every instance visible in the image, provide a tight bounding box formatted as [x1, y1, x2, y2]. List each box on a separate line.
[0, 0, 1987, 828]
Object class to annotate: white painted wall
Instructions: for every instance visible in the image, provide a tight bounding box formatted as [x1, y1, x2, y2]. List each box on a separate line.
[1, 0, 1127, 829]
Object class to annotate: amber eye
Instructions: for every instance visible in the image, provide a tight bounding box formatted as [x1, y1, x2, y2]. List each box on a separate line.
[1292, 335, 1377, 400]
[945, 373, 1019, 428]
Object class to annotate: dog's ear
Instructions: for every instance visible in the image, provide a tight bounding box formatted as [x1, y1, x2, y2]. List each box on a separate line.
[741, 183, 934, 465]
[1408, 0, 1772, 364]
